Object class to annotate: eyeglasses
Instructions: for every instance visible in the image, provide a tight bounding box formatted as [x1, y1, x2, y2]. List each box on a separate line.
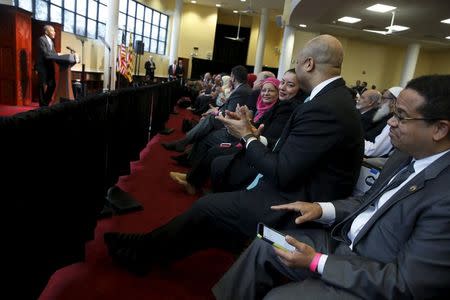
[391, 108, 439, 123]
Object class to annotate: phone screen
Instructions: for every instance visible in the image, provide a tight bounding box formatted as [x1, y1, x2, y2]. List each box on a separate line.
[257, 223, 295, 252]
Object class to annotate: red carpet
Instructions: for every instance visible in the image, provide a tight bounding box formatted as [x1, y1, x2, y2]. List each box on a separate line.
[38, 109, 235, 299]
[0, 103, 39, 116]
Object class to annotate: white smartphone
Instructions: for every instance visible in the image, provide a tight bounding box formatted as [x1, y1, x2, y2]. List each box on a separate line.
[257, 223, 296, 252]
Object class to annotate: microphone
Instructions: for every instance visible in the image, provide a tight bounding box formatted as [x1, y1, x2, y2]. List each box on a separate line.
[66, 46, 75, 52]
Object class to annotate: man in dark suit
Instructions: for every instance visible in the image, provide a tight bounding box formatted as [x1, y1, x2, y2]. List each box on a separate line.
[104, 35, 363, 276]
[213, 74, 450, 300]
[168, 59, 179, 81]
[35, 25, 57, 107]
[357, 89, 381, 139]
[161, 65, 252, 152]
[144, 55, 156, 81]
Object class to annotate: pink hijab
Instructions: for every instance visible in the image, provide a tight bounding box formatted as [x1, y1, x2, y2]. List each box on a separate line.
[254, 77, 280, 123]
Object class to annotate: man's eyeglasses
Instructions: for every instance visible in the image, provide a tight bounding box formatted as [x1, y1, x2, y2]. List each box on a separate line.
[392, 107, 439, 123]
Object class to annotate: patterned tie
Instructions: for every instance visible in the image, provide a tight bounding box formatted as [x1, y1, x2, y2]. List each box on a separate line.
[377, 160, 415, 195]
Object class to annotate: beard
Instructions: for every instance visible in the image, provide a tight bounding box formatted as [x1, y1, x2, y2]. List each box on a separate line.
[373, 102, 391, 122]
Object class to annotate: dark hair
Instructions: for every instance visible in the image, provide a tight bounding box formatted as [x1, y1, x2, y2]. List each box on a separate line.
[406, 75, 450, 123]
[285, 68, 296, 74]
[231, 65, 248, 83]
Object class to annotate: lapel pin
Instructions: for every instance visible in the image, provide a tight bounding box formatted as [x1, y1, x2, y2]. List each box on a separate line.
[409, 185, 417, 192]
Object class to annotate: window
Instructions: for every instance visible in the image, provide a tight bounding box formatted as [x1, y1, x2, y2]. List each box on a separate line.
[118, 0, 169, 55]
[13, 0, 107, 40]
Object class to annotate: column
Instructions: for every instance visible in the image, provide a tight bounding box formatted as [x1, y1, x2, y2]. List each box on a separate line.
[399, 43, 420, 87]
[277, 25, 295, 79]
[254, 8, 269, 74]
[103, 0, 119, 91]
[169, 0, 183, 64]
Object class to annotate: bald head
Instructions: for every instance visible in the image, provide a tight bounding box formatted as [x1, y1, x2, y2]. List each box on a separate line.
[295, 34, 344, 92]
[357, 89, 381, 113]
[253, 71, 276, 90]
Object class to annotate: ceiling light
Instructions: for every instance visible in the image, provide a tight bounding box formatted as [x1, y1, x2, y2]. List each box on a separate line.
[216, 4, 221, 7]
[446, 36, 450, 40]
[299, 24, 307, 28]
[190, 0, 196, 3]
[386, 25, 409, 32]
[366, 4, 396, 13]
[338, 16, 361, 24]
[233, 10, 238, 13]
[441, 18, 450, 24]
[241, 0, 246, 2]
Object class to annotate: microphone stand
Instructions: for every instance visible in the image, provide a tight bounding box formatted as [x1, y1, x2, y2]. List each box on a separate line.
[75, 35, 88, 96]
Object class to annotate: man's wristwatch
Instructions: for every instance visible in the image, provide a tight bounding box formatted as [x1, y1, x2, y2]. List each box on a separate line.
[241, 133, 256, 145]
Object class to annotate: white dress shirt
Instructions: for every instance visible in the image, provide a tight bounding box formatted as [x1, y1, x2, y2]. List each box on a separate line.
[315, 149, 450, 274]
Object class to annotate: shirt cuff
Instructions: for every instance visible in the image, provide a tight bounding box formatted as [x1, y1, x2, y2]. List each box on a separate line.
[315, 202, 336, 225]
[245, 137, 258, 148]
[317, 254, 328, 274]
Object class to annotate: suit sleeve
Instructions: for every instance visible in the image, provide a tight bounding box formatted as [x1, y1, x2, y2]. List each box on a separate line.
[321, 196, 450, 299]
[245, 103, 342, 190]
[39, 37, 54, 59]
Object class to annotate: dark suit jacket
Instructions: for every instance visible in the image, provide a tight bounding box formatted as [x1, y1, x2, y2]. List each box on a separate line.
[219, 83, 252, 113]
[35, 35, 57, 81]
[360, 108, 377, 135]
[236, 78, 364, 234]
[168, 64, 180, 80]
[321, 150, 450, 299]
[365, 113, 392, 143]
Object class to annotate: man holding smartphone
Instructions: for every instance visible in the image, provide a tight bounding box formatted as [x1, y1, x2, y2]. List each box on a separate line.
[213, 75, 450, 299]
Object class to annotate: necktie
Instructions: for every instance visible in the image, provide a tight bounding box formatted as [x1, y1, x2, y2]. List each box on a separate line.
[377, 160, 415, 195]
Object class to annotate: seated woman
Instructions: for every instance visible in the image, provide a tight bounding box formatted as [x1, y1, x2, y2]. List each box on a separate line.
[211, 69, 307, 192]
[170, 77, 281, 194]
[171, 69, 306, 194]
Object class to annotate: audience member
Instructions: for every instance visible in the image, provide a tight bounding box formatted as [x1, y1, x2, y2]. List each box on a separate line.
[213, 74, 450, 300]
[104, 34, 363, 276]
[365, 87, 402, 157]
[357, 89, 382, 137]
[161, 65, 251, 152]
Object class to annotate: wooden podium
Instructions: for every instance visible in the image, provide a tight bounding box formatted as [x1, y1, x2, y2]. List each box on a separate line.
[49, 53, 76, 105]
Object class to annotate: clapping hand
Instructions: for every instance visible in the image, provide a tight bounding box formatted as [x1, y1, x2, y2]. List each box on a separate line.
[216, 104, 264, 139]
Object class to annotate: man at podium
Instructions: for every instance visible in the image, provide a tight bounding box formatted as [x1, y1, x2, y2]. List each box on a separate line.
[35, 25, 57, 107]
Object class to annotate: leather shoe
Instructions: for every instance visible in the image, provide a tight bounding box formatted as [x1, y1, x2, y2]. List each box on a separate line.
[104, 232, 148, 255]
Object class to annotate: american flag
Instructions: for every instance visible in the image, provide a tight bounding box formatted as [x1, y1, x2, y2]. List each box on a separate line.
[117, 32, 134, 82]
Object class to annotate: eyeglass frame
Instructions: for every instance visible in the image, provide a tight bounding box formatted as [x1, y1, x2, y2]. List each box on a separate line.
[391, 104, 440, 123]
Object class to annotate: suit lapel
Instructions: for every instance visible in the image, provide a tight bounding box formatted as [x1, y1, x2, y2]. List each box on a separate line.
[352, 151, 450, 247]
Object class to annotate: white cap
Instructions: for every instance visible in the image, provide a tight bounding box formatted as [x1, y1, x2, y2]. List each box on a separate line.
[388, 86, 403, 99]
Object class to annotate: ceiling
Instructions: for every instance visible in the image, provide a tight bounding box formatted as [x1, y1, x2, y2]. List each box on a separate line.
[187, 0, 450, 50]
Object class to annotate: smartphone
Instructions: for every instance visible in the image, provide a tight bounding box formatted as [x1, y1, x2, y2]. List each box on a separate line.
[256, 223, 296, 252]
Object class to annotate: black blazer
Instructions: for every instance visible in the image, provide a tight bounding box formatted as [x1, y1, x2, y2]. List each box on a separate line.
[219, 83, 252, 113]
[35, 35, 57, 79]
[233, 78, 363, 235]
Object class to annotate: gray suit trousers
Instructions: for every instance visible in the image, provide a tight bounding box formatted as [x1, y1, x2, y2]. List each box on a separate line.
[212, 228, 360, 300]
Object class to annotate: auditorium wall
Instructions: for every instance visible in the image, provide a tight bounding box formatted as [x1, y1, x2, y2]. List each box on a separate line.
[178, 3, 218, 78]
[291, 31, 450, 90]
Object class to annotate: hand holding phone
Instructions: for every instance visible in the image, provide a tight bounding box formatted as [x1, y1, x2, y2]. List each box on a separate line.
[257, 223, 296, 252]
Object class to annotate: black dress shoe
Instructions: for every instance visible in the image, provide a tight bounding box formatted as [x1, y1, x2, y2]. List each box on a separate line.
[104, 232, 148, 255]
[161, 141, 177, 151]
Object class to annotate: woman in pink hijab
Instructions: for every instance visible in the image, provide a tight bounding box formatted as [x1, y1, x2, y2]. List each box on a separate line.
[253, 77, 280, 123]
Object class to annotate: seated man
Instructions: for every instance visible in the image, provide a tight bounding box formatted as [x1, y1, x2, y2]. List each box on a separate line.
[104, 34, 363, 276]
[161, 65, 252, 152]
[365, 86, 403, 157]
[356, 89, 382, 139]
[213, 74, 450, 300]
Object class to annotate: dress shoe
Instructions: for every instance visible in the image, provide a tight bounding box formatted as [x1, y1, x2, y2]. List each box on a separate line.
[104, 232, 148, 255]
[111, 246, 152, 277]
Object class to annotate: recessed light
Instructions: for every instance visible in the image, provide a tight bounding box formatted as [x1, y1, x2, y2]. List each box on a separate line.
[338, 16, 361, 24]
[241, 0, 246, 2]
[233, 10, 238, 13]
[216, 3, 221, 7]
[190, 0, 196, 3]
[446, 36, 450, 40]
[299, 24, 307, 28]
[386, 25, 409, 32]
[366, 4, 396, 13]
[441, 18, 450, 24]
